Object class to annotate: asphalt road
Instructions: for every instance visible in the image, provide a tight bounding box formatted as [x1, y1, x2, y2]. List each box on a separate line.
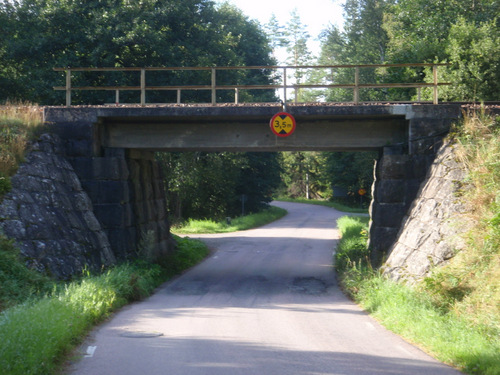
[68, 201, 461, 375]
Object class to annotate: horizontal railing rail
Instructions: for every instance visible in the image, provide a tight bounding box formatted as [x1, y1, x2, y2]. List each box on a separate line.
[53, 63, 451, 107]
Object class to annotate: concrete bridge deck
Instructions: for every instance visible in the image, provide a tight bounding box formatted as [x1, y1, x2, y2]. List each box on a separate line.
[44, 103, 461, 154]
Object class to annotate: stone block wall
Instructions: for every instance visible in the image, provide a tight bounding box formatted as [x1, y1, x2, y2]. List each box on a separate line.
[72, 148, 136, 260]
[127, 150, 173, 261]
[67, 148, 175, 263]
[49, 114, 176, 265]
[382, 141, 470, 281]
[0, 134, 115, 279]
[0, 111, 177, 279]
[369, 105, 462, 265]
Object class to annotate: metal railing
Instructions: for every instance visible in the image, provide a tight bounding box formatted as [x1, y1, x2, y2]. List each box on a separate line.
[54, 63, 450, 107]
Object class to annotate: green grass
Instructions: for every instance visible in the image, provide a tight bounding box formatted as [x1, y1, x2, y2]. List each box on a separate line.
[334, 216, 370, 274]
[276, 196, 369, 214]
[172, 205, 287, 234]
[421, 109, 500, 332]
[335, 211, 500, 374]
[0, 235, 53, 311]
[0, 104, 45, 173]
[0, 235, 209, 375]
[355, 273, 500, 374]
[0, 103, 45, 199]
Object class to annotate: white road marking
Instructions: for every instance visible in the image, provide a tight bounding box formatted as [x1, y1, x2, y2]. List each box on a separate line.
[84, 346, 97, 358]
[365, 322, 376, 331]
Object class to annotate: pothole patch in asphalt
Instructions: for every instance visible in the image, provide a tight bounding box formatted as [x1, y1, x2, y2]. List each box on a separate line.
[290, 277, 327, 295]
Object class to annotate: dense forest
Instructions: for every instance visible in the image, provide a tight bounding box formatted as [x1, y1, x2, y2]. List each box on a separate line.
[1, 0, 498, 221]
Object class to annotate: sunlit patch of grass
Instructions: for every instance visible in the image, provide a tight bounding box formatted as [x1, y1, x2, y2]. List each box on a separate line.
[172, 205, 287, 234]
[335, 213, 500, 374]
[276, 196, 369, 213]
[0, 237, 209, 375]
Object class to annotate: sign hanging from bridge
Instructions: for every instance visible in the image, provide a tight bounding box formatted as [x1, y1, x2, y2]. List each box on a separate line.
[270, 112, 296, 137]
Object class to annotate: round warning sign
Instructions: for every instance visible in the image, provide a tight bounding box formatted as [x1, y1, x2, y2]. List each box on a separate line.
[270, 112, 296, 137]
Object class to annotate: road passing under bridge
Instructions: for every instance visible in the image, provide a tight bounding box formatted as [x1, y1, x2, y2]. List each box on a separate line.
[68, 201, 461, 375]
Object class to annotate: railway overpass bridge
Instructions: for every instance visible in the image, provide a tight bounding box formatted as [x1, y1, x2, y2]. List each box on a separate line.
[44, 102, 462, 265]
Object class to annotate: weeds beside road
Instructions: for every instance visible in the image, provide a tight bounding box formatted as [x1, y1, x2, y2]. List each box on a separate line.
[172, 205, 287, 234]
[0, 235, 209, 375]
[335, 110, 500, 375]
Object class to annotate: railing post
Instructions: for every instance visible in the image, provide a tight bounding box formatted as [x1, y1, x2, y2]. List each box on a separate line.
[234, 88, 239, 104]
[65, 69, 71, 107]
[283, 67, 287, 104]
[211, 68, 216, 105]
[354, 66, 360, 104]
[433, 65, 438, 105]
[115, 90, 120, 105]
[177, 89, 181, 104]
[140, 68, 146, 106]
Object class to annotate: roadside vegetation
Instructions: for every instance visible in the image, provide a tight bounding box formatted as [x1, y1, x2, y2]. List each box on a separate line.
[0, 103, 44, 198]
[172, 205, 286, 234]
[277, 197, 368, 214]
[0, 234, 209, 375]
[335, 111, 500, 375]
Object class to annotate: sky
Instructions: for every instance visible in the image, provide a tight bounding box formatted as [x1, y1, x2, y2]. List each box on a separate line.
[215, 0, 345, 61]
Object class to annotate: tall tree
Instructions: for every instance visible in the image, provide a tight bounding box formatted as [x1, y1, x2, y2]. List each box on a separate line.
[0, 0, 276, 104]
[283, 9, 313, 102]
[265, 13, 289, 56]
[322, 152, 376, 198]
[159, 152, 281, 221]
[318, 0, 392, 101]
[383, 0, 499, 101]
[280, 151, 327, 199]
[441, 18, 499, 101]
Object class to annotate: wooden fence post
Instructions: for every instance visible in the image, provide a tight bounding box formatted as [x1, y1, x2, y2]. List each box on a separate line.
[140, 68, 146, 106]
[354, 66, 360, 104]
[433, 65, 438, 105]
[65, 69, 71, 107]
[211, 68, 216, 105]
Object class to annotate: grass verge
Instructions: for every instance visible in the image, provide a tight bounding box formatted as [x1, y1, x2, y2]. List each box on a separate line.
[335, 216, 500, 374]
[172, 205, 287, 234]
[0, 235, 209, 375]
[335, 109, 500, 374]
[277, 196, 369, 214]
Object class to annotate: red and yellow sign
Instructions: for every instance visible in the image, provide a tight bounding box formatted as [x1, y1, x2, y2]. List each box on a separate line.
[358, 188, 367, 196]
[270, 112, 296, 137]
